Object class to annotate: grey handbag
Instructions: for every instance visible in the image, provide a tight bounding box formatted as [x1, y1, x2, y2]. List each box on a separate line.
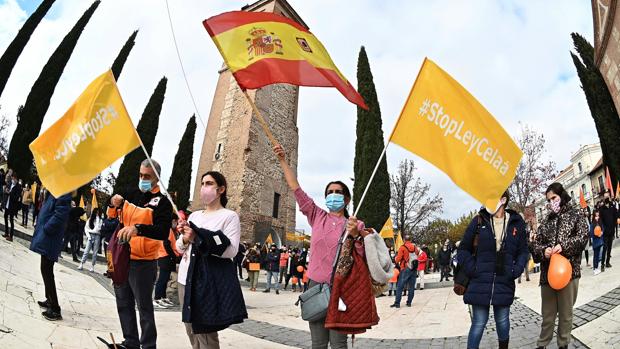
[295, 229, 346, 322]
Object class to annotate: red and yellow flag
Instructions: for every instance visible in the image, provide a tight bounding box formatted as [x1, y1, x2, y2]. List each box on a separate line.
[203, 11, 367, 109]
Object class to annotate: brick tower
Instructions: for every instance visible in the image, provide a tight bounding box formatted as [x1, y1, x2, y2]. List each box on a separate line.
[190, 0, 305, 245]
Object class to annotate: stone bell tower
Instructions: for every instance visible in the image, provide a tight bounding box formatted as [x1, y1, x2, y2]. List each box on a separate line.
[190, 0, 305, 245]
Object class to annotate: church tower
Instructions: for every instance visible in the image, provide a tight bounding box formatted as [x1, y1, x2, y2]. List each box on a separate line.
[191, 0, 306, 245]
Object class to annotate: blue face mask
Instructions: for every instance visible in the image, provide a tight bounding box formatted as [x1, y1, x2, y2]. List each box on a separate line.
[325, 193, 345, 212]
[138, 179, 152, 193]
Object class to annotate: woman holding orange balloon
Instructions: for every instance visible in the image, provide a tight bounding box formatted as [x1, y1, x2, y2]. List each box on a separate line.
[531, 183, 589, 349]
[590, 210, 605, 275]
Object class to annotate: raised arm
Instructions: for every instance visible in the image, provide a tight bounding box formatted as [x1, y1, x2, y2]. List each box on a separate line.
[274, 144, 299, 191]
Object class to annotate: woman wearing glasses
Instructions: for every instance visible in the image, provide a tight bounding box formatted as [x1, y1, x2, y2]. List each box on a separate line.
[531, 183, 588, 349]
[273, 144, 364, 349]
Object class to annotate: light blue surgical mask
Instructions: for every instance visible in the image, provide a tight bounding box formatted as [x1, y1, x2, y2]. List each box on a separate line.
[325, 193, 345, 212]
[138, 179, 153, 193]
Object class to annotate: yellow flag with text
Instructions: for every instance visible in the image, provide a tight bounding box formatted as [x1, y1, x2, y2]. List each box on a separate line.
[390, 59, 522, 208]
[380, 217, 394, 239]
[29, 70, 140, 197]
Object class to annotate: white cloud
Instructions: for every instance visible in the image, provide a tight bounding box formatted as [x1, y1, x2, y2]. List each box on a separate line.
[0, 0, 596, 235]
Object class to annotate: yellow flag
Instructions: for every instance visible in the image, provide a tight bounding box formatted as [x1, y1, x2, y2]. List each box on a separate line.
[394, 232, 404, 250]
[30, 71, 141, 197]
[265, 233, 273, 245]
[390, 59, 523, 209]
[380, 217, 394, 239]
[78, 195, 87, 221]
[79, 195, 85, 208]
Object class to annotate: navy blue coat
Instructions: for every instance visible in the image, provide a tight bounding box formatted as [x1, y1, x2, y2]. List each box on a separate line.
[182, 224, 247, 334]
[457, 209, 529, 306]
[30, 194, 72, 262]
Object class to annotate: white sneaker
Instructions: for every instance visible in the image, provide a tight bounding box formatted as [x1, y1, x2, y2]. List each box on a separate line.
[161, 298, 174, 307]
[594, 268, 601, 276]
[153, 300, 167, 309]
[89, 266, 94, 272]
[77, 263, 83, 270]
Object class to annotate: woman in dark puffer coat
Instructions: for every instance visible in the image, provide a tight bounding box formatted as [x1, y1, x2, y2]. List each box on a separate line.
[457, 191, 529, 349]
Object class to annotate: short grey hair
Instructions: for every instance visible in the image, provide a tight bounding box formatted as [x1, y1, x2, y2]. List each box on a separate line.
[141, 159, 161, 176]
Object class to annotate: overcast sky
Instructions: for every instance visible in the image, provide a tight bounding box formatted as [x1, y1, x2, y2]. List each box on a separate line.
[0, 0, 597, 233]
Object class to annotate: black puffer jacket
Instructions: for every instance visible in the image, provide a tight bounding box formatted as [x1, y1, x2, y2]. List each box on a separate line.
[182, 223, 247, 333]
[530, 204, 589, 286]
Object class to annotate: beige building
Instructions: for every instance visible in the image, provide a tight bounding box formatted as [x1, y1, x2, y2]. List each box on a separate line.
[534, 143, 602, 221]
[593, 0, 620, 113]
[191, 0, 305, 245]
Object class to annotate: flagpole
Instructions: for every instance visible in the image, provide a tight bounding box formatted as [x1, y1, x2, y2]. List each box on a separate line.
[240, 88, 279, 147]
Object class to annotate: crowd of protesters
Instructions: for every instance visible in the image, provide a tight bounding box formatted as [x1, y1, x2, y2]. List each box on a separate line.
[13, 143, 617, 349]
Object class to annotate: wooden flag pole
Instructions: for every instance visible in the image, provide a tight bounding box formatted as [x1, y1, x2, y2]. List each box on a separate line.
[240, 89, 279, 147]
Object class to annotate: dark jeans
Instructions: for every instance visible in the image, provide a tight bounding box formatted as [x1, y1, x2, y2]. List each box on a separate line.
[21, 204, 29, 226]
[237, 261, 243, 279]
[593, 246, 603, 270]
[154, 267, 172, 300]
[394, 267, 417, 305]
[40, 255, 60, 312]
[440, 265, 450, 281]
[468, 305, 510, 348]
[63, 232, 79, 260]
[602, 234, 614, 265]
[3, 210, 14, 237]
[114, 260, 158, 349]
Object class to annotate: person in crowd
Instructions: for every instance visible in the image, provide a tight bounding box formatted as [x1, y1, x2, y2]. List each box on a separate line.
[388, 267, 399, 296]
[531, 183, 589, 349]
[278, 246, 290, 286]
[274, 144, 363, 349]
[153, 214, 181, 309]
[417, 247, 427, 290]
[285, 249, 303, 291]
[590, 210, 605, 275]
[263, 244, 281, 294]
[245, 244, 261, 291]
[3, 172, 21, 242]
[458, 191, 529, 349]
[599, 191, 617, 271]
[438, 243, 451, 282]
[389, 246, 396, 263]
[78, 208, 103, 272]
[391, 235, 420, 308]
[64, 201, 85, 262]
[518, 223, 534, 283]
[234, 242, 247, 280]
[30, 192, 72, 321]
[109, 159, 172, 349]
[21, 184, 32, 227]
[33, 186, 46, 227]
[0, 169, 4, 212]
[176, 171, 246, 348]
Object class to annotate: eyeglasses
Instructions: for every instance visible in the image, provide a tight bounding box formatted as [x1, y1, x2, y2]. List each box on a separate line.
[326, 189, 344, 195]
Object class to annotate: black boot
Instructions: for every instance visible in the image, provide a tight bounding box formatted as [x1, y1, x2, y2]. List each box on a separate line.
[388, 290, 392, 296]
[499, 339, 508, 349]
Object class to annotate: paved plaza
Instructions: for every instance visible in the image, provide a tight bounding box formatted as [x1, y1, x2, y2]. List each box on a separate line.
[0, 225, 619, 348]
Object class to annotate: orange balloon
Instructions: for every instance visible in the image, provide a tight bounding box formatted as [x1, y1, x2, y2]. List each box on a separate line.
[291, 277, 298, 284]
[297, 266, 304, 273]
[548, 254, 572, 290]
[594, 226, 603, 238]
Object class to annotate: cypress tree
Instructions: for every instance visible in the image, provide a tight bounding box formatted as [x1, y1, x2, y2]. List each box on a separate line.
[0, 0, 57, 98]
[7, 1, 101, 180]
[167, 115, 197, 210]
[352, 46, 390, 230]
[571, 32, 620, 185]
[111, 30, 138, 81]
[114, 77, 167, 193]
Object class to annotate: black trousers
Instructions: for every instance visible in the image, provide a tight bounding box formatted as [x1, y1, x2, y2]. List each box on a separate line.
[40, 255, 60, 312]
[3, 210, 14, 237]
[114, 260, 158, 349]
[602, 234, 614, 265]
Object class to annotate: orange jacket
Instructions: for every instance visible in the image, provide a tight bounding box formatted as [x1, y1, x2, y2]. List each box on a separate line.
[158, 229, 181, 259]
[395, 241, 419, 270]
[107, 186, 172, 261]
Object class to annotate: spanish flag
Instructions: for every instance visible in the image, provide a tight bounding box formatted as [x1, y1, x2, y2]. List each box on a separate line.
[203, 11, 367, 109]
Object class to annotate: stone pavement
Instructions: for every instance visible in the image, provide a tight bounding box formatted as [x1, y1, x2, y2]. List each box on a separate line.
[2, 218, 620, 348]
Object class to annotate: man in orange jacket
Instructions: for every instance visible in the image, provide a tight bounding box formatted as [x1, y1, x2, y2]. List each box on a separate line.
[109, 159, 172, 349]
[391, 234, 420, 308]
